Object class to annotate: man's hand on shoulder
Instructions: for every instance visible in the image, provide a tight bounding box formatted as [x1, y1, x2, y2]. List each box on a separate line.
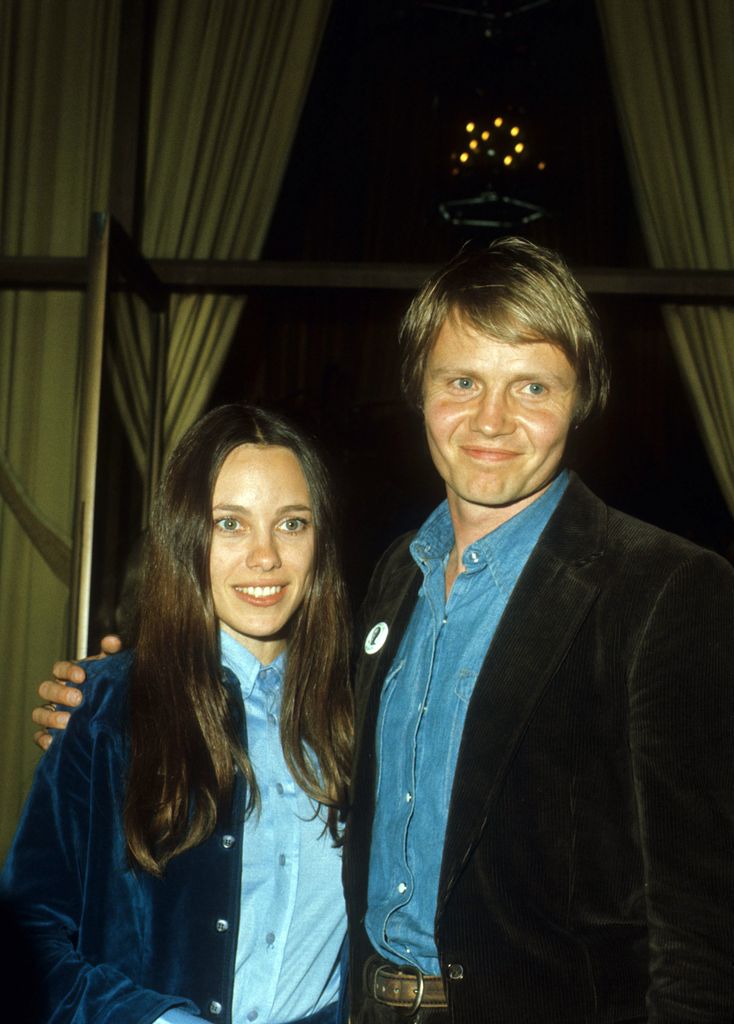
[32, 635, 123, 750]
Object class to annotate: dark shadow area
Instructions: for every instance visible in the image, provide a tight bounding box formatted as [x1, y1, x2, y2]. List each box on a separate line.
[0, 898, 43, 1023]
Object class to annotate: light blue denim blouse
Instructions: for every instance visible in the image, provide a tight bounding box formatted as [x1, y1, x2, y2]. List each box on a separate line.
[158, 631, 344, 1024]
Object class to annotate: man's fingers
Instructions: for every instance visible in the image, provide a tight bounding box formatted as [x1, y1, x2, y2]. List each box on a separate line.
[100, 634, 123, 655]
[33, 730, 54, 751]
[31, 705, 71, 730]
[33, 639, 121, 750]
[38, 680, 82, 708]
[51, 660, 87, 684]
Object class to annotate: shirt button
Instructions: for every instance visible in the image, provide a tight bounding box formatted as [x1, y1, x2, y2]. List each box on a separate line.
[265, 931, 275, 945]
[279, 853, 286, 866]
[247, 1012, 258, 1022]
[470, 551, 479, 563]
[209, 1001, 223, 1015]
[397, 882, 407, 894]
[447, 963, 464, 980]
[276, 783, 284, 795]
[405, 792, 412, 802]
[215, 919, 229, 932]
[222, 835, 235, 849]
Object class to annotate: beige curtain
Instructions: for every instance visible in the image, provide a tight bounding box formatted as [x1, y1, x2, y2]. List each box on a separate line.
[0, 0, 330, 860]
[597, 0, 734, 514]
[110, 0, 331, 471]
[0, 0, 120, 858]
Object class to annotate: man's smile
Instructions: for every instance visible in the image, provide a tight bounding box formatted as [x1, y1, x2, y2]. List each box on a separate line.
[459, 445, 520, 461]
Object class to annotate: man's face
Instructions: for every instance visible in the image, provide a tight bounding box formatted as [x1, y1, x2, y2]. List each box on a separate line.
[422, 316, 579, 528]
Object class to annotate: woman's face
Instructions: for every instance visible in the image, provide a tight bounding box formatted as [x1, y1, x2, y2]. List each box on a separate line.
[209, 444, 315, 664]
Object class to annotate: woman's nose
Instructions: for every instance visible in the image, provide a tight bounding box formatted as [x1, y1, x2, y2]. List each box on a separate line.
[245, 532, 281, 571]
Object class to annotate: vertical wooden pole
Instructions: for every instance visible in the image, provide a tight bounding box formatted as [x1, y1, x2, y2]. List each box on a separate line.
[68, 212, 109, 659]
[142, 307, 167, 527]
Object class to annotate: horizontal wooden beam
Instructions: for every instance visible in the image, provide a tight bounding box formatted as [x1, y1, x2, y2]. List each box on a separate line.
[151, 259, 438, 292]
[0, 257, 88, 289]
[577, 266, 734, 303]
[2, 257, 734, 303]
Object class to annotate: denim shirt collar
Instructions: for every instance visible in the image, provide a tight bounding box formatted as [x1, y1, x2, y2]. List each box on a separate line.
[410, 469, 569, 590]
[219, 628, 286, 699]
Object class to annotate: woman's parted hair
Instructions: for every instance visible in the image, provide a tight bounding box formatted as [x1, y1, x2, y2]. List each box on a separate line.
[125, 404, 352, 875]
[400, 237, 610, 425]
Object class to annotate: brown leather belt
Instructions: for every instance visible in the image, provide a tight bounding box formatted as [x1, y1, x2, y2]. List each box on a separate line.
[364, 955, 448, 1014]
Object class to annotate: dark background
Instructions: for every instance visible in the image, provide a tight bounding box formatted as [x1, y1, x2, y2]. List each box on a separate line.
[93, 0, 733, 638]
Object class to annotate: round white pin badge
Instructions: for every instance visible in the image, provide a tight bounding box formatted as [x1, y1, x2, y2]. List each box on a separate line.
[364, 621, 389, 655]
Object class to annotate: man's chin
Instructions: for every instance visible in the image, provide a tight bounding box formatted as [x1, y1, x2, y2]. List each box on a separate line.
[449, 473, 561, 514]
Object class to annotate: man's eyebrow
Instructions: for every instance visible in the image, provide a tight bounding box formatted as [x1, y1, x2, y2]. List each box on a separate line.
[426, 363, 471, 376]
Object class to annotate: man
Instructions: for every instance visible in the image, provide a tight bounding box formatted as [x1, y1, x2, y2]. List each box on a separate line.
[35, 239, 734, 1022]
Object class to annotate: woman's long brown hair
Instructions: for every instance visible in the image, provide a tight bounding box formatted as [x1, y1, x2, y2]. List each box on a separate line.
[124, 404, 352, 876]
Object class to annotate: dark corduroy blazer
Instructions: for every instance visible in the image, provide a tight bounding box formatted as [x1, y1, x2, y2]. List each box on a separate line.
[345, 474, 734, 1023]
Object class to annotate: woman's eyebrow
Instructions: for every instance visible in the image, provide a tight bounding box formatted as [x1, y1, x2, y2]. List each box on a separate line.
[212, 502, 312, 514]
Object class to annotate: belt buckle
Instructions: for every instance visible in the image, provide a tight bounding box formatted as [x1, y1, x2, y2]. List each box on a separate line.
[374, 961, 424, 1016]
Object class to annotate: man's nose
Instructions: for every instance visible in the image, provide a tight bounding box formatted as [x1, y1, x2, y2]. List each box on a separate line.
[245, 531, 282, 571]
[470, 387, 513, 435]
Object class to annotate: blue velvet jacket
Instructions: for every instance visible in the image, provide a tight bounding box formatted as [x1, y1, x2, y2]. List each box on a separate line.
[2, 651, 250, 1024]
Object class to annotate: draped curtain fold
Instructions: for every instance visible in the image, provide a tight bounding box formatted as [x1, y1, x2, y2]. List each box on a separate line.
[110, 0, 331, 469]
[0, 0, 120, 858]
[596, 0, 734, 514]
[1, 0, 330, 859]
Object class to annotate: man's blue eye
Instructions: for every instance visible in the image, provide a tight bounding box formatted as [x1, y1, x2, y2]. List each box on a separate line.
[526, 383, 545, 395]
[455, 378, 473, 390]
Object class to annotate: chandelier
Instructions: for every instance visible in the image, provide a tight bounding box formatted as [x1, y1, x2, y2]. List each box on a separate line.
[439, 113, 547, 228]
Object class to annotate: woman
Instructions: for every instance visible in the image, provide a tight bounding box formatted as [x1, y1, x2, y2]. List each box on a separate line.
[2, 404, 352, 1024]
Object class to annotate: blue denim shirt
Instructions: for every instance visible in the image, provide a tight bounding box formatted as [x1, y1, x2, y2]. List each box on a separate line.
[366, 472, 568, 973]
[160, 632, 344, 1024]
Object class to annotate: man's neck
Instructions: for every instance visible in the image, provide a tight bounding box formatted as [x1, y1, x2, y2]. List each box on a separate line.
[445, 480, 556, 595]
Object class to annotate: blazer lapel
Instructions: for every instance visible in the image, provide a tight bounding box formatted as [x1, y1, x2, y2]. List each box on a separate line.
[438, 476, 607, 907]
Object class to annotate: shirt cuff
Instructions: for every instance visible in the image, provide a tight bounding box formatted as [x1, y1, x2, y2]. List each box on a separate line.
[153, 1009, 201, 1024]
